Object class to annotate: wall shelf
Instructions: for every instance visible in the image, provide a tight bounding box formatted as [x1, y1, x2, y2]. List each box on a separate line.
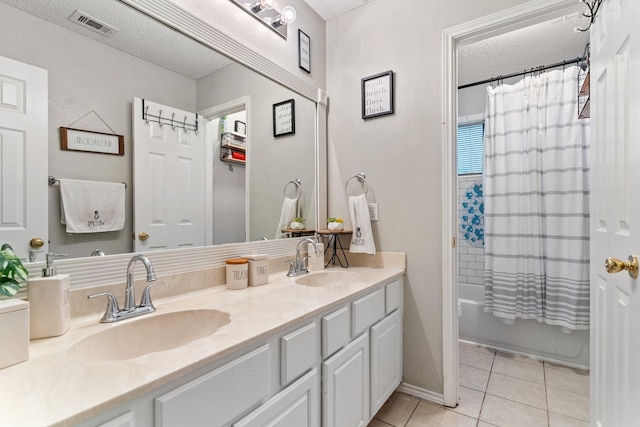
[220, 131, 246, 165]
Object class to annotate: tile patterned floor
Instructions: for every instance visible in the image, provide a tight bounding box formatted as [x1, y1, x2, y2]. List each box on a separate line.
[369, 342, 590, 427]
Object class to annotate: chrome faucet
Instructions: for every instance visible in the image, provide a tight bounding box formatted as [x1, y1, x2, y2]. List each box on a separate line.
[287, 238, 320, 277]
[88, 254, 164, 323]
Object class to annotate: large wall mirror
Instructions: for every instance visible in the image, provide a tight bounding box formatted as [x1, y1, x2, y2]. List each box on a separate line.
[0, 0, 319, 263]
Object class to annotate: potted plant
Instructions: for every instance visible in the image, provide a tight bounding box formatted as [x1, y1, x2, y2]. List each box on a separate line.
[327, 217, 344, 231]
[0, 244, 28, 297]
[289, 218, 306, 230]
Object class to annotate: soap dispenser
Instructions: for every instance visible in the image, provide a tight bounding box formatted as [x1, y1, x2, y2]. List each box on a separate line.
[27, 253, 70, 339]
[307, 234, 325, 271]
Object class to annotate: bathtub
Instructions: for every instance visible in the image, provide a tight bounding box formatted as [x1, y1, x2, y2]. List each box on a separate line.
[458, 283, 589, 369]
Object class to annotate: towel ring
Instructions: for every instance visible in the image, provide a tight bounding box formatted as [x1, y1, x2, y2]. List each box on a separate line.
[283, 179, 302, 200]
[345, 173, 368, 197]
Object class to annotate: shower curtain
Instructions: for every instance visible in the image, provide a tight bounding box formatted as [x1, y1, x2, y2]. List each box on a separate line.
[483, 66, 590, 331]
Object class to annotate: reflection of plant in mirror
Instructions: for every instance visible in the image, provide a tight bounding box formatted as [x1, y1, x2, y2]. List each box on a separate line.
[290, 218, 306, 230]
[0, 244, 29, 297]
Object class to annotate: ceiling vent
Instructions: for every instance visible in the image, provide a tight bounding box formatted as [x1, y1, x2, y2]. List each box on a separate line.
[69, 10, 119, 37]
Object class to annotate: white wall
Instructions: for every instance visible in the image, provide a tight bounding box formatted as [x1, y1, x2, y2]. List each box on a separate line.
[325, 0, 529, 395]
[0, 3, 195, 258]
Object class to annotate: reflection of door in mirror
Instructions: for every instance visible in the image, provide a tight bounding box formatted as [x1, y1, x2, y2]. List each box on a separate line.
[132, 98, 206, 252]
[0, 55, 48, 261]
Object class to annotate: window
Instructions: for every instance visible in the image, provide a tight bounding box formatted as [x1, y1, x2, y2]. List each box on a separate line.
[457, 122, 484, 175]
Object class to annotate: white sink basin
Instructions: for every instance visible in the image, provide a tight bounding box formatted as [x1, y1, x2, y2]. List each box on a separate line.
[68, 309, 230, 361]
[294, 271, 359, 287]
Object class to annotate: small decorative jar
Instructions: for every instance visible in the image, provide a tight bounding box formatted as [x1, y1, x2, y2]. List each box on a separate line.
[290, 219, 305, 230]
[225, 258, 249, 290]
[327, 217, 345, 231]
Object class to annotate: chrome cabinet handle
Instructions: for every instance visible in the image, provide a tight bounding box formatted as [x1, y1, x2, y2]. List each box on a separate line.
[605, 255, 638, 279]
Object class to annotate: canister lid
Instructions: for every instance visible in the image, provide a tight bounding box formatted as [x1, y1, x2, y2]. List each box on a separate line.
[226, 258, 248, 265]
[0, 299, 29, 314]
[240, 253, 268, 260]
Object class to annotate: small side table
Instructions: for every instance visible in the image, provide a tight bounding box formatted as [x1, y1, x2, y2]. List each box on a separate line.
[281, 228, 316, 238]
[317, 229, 352, 268]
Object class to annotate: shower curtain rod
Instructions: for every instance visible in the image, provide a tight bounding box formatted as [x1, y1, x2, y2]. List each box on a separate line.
[458, 56, 586, 90]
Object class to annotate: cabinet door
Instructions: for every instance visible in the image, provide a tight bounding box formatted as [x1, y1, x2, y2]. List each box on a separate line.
[370, 310, 402, 416]
[95, 412, 135, 427]
[322, 332, 369, 427]
[234, 368, 319, 427]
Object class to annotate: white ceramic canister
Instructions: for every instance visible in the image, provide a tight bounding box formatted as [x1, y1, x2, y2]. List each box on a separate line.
[225, 258, 249, 290]
[242, 254, 269, 286]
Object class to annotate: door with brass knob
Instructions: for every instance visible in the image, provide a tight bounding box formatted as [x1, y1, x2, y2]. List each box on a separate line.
[138, 232, 149, 241]
[30, 238, 45, 248]
[604, 256, 639, 279]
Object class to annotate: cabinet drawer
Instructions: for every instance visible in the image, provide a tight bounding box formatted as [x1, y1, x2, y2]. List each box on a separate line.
[351, 288, 385, 337]
[281, 322, 317, 386]
[322, 306, 350, 359]
[385, 280, 402, 314]
[155, 344, 270, 427]
[234, 368, 319, 427]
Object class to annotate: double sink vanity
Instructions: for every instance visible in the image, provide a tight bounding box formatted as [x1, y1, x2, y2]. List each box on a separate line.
[0, 252, 405, 427]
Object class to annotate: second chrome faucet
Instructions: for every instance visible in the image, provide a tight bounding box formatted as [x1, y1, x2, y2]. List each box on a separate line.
[89, 254, 164, 323]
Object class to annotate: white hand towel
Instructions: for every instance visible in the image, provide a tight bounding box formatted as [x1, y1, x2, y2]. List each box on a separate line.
[348, 194, 376, 255]
[59, 179, 125, 233]
[275, 197, 298, 239]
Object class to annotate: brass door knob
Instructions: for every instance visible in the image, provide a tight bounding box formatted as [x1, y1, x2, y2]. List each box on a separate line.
[605, 255, 638, 279]
[138, 232, 150, 241]
[30, 237, 44, 248]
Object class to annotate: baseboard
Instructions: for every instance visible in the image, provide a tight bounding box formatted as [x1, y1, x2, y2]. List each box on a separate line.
[396, 382, 445, 406]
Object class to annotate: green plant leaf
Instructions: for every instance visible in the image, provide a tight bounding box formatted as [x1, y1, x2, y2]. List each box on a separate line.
[0, 244, 28, 296]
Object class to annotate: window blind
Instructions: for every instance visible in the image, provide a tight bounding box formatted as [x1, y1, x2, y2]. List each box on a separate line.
[457, 122, 484, 175]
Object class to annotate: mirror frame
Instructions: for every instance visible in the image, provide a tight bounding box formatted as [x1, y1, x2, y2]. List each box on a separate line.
[29, 0, 327, 289]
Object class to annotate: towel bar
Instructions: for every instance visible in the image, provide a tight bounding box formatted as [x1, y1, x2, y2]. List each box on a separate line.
[283, 179, 301, 200]
[48, 176, 127, 189]
[345, 173, 367, 196]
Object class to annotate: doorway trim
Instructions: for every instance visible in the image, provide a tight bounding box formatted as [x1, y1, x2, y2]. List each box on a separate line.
[441, 0, 583, 407]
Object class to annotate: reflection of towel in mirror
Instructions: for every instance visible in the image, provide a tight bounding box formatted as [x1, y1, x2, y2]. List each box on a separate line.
[59, 179, 125, 233]
[275, 197, 298, 239]
[348, 194, 376, 255]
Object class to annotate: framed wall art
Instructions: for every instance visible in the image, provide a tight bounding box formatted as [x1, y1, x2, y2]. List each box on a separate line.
[298, 30, 311, 73]
[361, 70, 394, 119]
[60, 127, 124, 156]
[273, 99, 295, 137]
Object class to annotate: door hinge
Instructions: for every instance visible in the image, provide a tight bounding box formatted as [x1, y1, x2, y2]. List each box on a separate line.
[451, 236, 456, 248]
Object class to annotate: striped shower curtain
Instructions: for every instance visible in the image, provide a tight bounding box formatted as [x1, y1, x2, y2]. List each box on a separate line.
[483, 66, 590, 331]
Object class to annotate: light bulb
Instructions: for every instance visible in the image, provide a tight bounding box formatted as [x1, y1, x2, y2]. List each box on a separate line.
[262, 16, 273, 24]
[262, 0, 276, 9]
[280, 5, 297, 24]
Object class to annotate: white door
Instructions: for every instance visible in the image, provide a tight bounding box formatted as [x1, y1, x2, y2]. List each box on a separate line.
[0, 56, 48, 260]
[132, 98, 206, 252]
[590, 0, 640, 425]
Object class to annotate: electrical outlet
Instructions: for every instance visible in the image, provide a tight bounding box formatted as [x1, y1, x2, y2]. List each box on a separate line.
[368, 203, 379, 221]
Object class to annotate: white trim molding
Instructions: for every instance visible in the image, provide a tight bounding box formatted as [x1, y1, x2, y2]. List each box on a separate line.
[397, 382, 444, 406]
[440, 0, 583, 408]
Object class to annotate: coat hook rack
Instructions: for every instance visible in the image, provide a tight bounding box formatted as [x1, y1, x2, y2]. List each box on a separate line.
[575, 0, 604, 32]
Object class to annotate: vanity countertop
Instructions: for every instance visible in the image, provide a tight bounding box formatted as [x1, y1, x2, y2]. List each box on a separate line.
[0, 257, 405, 427]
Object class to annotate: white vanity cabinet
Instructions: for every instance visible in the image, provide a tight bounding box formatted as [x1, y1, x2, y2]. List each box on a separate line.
[79, 275, 403, 427]
[321, 277, 403, 427]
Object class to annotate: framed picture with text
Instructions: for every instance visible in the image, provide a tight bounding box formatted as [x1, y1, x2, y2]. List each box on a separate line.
[60, 127, 125, 156]
[361, 70, 394, 119]
[273, 99, 295, 137]
[298, 30, 311, 73]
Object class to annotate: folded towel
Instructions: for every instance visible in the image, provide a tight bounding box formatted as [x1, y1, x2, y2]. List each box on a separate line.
[59, 179, 125, 233]
[348, 194, 376, 255]
[275, 197, 298, 239]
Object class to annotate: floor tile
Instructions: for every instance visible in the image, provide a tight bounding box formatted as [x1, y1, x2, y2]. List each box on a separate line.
[459, 346, 495, 371]
[477, 422, 500, 427]
[460, 341, 496, 355]
[491, 353, 544, 384]
[368, 419, 395, 427]
[374, 392, 420, 427]
[486, 372, 547, 410]
[547, 387, 589, 421]
[495, 351, 543, 366]
[544, 365, 589, 397]
[451, 386, 484, 418]
[479, 394, 548, 427]
[459, 364, 490, 392]
[405, 401, 477, 427]
[548, 412, 590, 427]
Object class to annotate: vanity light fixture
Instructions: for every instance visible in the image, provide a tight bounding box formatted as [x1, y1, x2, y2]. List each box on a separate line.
[230, 0, 297, 39]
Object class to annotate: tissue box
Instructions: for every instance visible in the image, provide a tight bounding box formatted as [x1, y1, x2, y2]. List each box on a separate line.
[243, 254, 269, 286]
[0, 299, 29, 369]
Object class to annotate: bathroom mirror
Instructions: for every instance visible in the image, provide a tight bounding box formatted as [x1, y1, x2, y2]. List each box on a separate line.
[0, 0, 318, 261]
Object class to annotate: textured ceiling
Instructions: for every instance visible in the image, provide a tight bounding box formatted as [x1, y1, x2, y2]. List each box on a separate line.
[302, 0, 375, 21]
[0, 0, 233, 80]
[458, 11, 590, 86]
